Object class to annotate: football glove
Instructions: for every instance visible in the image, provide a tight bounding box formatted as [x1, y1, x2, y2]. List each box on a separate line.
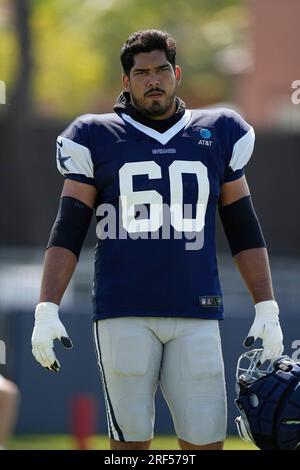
[31, 302, 73, 372]
[243, 300, 284, 364]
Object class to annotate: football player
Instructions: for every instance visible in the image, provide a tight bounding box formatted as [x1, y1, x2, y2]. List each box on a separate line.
[32, 30, 283, 450]
[0, 375, 19, 450]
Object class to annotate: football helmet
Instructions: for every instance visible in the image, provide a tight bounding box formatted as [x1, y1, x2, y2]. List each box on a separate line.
[235, 349, 300, 450]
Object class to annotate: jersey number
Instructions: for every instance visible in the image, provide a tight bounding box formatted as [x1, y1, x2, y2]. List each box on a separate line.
[119, 160, 209, 233]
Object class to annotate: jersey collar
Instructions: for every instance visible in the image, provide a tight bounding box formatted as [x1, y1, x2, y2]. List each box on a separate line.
[120, 110, 191, 145]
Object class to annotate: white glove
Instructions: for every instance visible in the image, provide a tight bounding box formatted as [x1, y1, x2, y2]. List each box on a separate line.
[244, 300, 284, 364]
[31, 302, 73, 371]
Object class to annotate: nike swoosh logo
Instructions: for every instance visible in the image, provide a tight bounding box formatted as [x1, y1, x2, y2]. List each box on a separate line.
[57, 139, 63, 147]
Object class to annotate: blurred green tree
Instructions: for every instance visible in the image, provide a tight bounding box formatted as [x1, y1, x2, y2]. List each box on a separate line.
[0, 0, 248, 118]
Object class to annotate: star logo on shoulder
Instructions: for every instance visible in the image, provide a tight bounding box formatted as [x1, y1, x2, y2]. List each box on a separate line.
[56, 140, 71, 172]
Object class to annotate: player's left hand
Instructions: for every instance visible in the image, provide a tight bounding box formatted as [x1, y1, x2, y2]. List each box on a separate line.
[243, 300, 284, 364]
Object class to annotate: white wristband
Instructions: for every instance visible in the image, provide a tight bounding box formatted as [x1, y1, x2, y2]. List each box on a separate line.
[254, 300, 279, 317]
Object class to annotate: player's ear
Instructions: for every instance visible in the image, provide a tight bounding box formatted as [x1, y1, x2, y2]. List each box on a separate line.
[122, 73, 130, 91]
[175, 65, 182, 86]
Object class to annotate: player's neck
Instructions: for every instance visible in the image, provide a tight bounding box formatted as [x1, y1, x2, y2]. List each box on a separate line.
[114, 92, 186, 134]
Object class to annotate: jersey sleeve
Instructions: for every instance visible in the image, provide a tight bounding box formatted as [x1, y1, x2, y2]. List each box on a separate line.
[56, 115, 96, 186]
[223, 110, 255, 183]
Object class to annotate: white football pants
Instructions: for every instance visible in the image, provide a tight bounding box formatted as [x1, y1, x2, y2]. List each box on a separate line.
[93, 316, 227, 445]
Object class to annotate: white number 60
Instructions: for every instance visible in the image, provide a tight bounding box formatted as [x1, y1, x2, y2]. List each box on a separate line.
[119, 160, 209, 233]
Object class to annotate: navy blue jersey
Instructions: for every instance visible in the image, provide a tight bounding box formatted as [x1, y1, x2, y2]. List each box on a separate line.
[56, 108, 255, 320]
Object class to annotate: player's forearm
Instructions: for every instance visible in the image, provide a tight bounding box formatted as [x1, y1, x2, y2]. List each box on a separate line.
[234, 247, 274, 303]
[39, 247, 77, 305]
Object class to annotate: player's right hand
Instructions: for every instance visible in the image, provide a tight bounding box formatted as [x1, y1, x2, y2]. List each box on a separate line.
[31, 302, 73, 372]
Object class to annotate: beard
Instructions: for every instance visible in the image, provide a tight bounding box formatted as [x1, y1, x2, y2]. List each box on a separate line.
[131, 91, 176, 118]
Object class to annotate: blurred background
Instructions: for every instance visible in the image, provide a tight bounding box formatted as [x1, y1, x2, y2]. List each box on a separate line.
[0, 0, 300, 449]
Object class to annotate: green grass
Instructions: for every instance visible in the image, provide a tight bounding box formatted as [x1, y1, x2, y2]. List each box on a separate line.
[8, 435, 257, 450]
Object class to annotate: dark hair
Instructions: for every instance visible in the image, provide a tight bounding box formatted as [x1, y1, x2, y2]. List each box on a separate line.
[120, 29, 176, 75]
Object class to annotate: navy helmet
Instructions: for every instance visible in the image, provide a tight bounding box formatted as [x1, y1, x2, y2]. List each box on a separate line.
[235, 349, 300, 450]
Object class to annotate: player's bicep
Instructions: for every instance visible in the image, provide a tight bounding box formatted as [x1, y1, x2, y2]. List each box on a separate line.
[219, 175, 250, 207]
[61, 179, 97, 209]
